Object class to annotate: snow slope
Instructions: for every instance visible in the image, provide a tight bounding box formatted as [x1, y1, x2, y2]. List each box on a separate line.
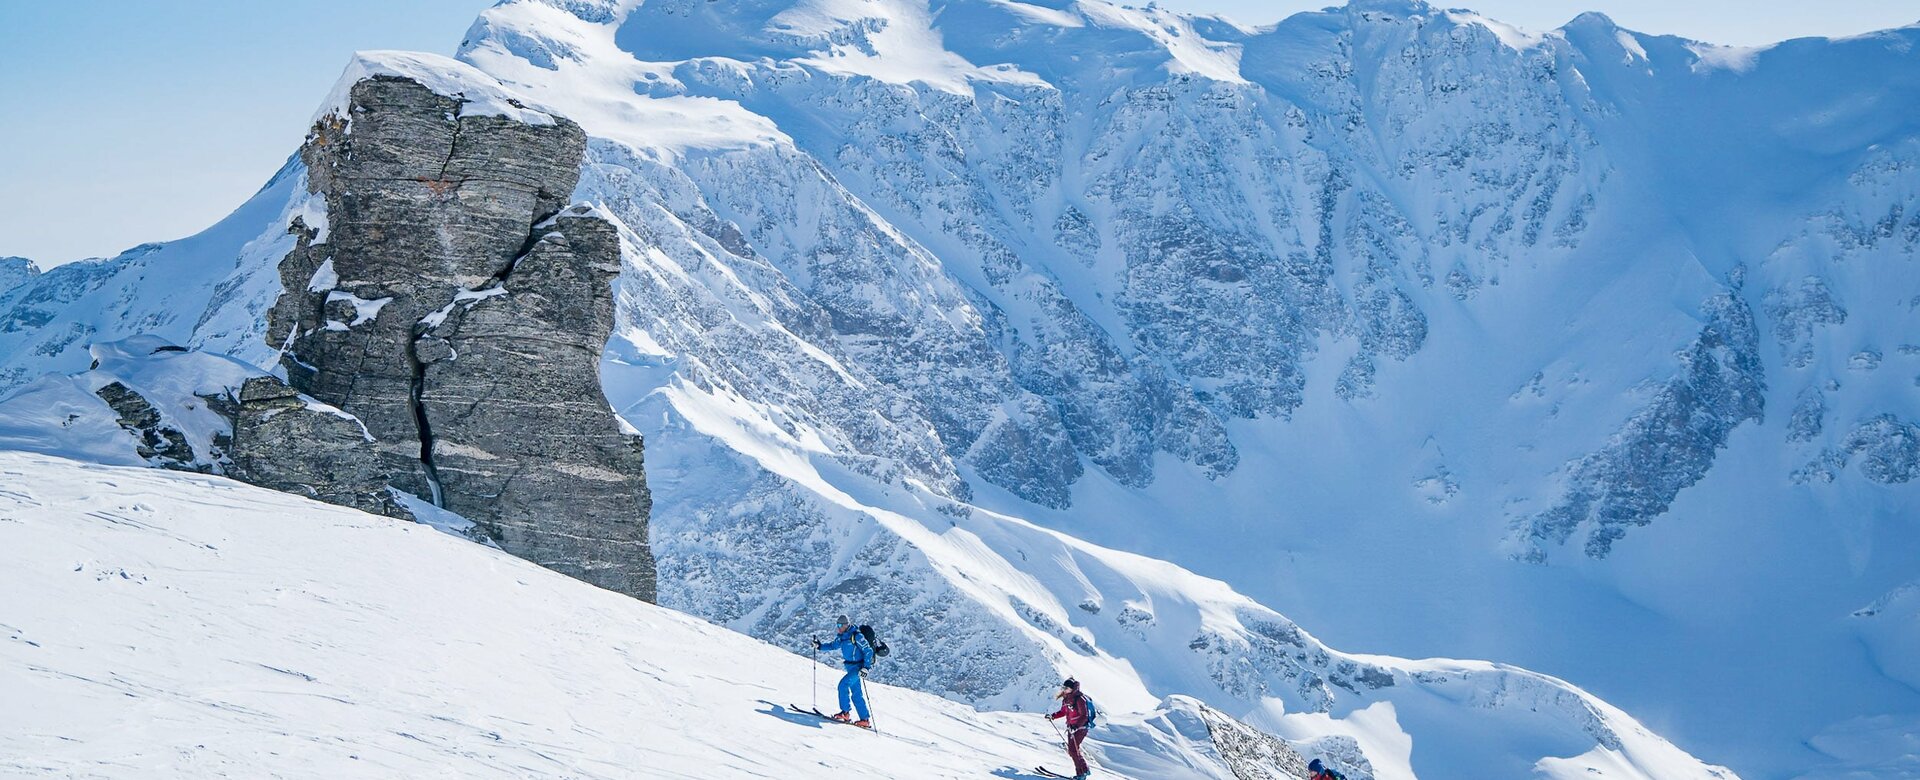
[0, 451, 1263, 779]
[0, 162, 310, 390]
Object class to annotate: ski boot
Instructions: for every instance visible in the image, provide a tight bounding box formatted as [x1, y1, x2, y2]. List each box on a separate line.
[853, 718, 873, 730]
[830, 711, 853, 723]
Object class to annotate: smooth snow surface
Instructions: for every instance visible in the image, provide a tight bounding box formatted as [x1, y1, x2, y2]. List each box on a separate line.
[0, 452, 1269, 779]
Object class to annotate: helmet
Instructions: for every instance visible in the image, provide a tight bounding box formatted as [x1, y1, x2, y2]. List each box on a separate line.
[1308, 759, 1325, 773]
[1061, 678, 1080, 690]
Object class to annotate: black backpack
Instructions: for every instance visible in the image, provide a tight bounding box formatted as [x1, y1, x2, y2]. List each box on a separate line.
[857, 624, 891, 668]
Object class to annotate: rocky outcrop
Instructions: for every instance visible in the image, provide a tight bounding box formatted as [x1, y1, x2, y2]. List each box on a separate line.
[0, 337, 406, 520]
[1193, 702, 1314, 780]
[224, 375, 411, 519]
[1521, 279, 1767, 560]
[1842, 415, 1920, 483]
[270, 69, 653, 600]
[95, 380, 198, 471]
[416, 208, 653, 595]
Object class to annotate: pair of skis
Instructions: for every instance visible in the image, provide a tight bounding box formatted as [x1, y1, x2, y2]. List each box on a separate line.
[788, 703, 874, 731]
[788, 703, 1081, 778]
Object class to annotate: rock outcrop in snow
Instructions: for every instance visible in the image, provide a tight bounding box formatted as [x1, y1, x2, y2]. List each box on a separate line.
[1519, 280, 1766, 560]
[0, 337, 408, 520]
[222, 375, 412, 519]
[274, 62, 655, 600]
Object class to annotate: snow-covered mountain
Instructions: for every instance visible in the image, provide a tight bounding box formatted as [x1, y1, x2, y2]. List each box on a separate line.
[2, 0, 1917, 777]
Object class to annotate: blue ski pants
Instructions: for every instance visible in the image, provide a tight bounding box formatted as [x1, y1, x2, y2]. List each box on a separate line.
[838, 664, 870, 720]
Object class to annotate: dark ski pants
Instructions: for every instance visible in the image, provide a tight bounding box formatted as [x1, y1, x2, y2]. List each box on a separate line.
[1066, 725, 1089, 775]
[838, 665, 870, 720]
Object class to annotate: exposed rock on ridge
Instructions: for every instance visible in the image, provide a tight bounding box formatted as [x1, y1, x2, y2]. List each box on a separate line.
[0, 336, 408, 522]
[0, 257, 37, 294]
[1520, 277, 1766, 560]
[270, 72, 654, 600]
[1192, 700, 1315, 779]
[94, 379, 198, 471]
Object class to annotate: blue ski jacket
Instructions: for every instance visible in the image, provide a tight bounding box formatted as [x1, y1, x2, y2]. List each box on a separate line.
[819, 626, 872, 667]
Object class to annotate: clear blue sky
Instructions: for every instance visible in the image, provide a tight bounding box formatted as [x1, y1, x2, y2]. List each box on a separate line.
[3, 0, 1916, 266]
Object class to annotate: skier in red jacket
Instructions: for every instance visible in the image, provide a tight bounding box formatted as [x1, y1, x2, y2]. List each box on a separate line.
[1045, 678, 1096, 779]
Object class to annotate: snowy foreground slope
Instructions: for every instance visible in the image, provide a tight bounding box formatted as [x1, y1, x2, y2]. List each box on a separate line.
[1, 0, 1917, 777]
[0, 452, 1206, 779]
[0, 452, 1720, 779]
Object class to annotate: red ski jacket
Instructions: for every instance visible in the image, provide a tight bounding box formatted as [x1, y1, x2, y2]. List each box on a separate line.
[1048, 691, 1092, 728]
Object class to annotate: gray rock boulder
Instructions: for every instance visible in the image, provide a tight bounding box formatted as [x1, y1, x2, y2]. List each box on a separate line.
[224, 375, 413, 520]
[271, 70, 654, 600]
[417, 209, 654, 598]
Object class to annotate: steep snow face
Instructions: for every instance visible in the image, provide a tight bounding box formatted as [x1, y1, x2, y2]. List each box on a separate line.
[463, 0, 1608, 507]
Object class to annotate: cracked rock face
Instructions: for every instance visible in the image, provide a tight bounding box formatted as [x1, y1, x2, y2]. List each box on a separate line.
[417, 210, 653, 596]
[224, 375, 412, 520]
[271, 75, 655, 601]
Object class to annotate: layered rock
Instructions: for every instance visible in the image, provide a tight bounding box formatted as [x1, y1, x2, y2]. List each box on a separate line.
[270, 65, 654, 600]
[224, 375, 411, 519]
[416, 208, 652, 595]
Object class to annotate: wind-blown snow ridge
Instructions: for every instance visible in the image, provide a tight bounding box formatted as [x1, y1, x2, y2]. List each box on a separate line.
[316, 50, 557, 126]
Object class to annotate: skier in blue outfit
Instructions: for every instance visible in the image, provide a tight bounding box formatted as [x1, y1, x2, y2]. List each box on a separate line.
[814, 615, 875, 729]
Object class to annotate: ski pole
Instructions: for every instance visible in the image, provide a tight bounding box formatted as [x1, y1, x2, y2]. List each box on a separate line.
[811, 637, 819, 713]
[863, 668, 881, 734]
